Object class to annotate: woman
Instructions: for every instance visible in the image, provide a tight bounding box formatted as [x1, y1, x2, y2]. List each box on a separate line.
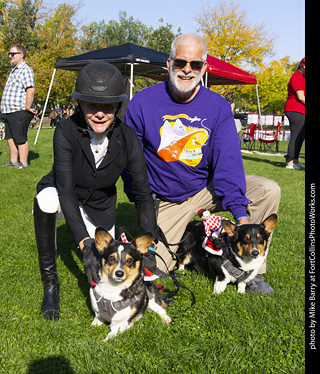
[33, 62, 158, 320]
[284, 58, 305, 169]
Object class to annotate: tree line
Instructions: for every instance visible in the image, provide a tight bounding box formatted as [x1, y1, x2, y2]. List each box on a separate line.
[0, 0, 298, 114]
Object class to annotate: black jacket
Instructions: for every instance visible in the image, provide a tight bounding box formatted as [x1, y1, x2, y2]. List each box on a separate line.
[37, 111, 157, 244]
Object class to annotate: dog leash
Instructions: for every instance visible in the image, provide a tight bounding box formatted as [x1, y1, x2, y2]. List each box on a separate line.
[117, 226, 196, 311]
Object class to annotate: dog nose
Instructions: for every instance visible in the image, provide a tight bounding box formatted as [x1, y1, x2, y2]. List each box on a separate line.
[115, 270, 125, 278]
[251, 249, 259, 258]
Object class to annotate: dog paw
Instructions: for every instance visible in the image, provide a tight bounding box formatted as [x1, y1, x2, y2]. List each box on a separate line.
[162, 315, 172, 324]
[237, 283, 246, 294]
[213, 282, 227, 294]
[91, 317, 104, 327]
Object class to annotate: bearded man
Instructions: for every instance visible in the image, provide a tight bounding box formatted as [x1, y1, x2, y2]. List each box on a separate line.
[124, 33, 281, 294]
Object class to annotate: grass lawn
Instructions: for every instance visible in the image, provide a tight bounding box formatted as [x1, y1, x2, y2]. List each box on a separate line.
[0, 129, 305, 373]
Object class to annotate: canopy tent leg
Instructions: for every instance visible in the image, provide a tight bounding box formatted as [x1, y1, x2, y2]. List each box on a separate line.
[256, 84, 262, 128]
[129, 63, 134, 100]
[34, 68, 56, 145]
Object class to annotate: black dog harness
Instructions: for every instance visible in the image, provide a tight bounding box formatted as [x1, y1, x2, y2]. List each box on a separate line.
[222, 259, 253, 283]
[93, 287, 154, 324]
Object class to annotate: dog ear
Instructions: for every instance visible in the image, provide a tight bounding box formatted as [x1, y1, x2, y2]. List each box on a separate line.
[95, 227, 113, 252]
[221, 219, 237, 237]
[261, 214, 277, 234]
[133, 233, 154, 254]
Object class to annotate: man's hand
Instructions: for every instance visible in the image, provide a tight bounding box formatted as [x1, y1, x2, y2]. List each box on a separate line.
[82, 238, 100, 284]
[237, 217, 250, 225]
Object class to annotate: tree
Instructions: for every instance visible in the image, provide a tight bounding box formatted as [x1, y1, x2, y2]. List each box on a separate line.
[27, 2, 80, 105]
[146, 18, 181, 54]
[1, 0, 41, 51]
[231, 58, 297, 114]
[194, 1, 277, 69]
[80, 11, 150, 51]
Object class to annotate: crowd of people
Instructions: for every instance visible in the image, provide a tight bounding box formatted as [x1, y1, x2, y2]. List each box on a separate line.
[0, 35, 304, 321]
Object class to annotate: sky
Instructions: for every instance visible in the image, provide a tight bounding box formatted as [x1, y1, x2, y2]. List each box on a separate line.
[64, 0, 305, 63]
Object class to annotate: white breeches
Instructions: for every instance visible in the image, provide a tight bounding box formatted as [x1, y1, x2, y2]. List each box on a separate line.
[36, 187, 114, 239]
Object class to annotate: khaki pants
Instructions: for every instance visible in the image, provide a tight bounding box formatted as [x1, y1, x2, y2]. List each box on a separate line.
[156, 175, 281, 273]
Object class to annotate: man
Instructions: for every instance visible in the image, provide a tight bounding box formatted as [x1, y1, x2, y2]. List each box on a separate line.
[0, 44, 35, 169]
[124, 33, 281, 294]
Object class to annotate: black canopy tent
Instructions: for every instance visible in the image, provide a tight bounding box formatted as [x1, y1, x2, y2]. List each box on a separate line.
[55, 43, 169, 95]
[35, 43, 259, 144]
[34, 43, 169, 143]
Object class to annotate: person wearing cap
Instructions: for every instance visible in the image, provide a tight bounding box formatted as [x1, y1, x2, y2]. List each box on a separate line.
[33, 62, 158, 320]
[284, 57, 305, 170]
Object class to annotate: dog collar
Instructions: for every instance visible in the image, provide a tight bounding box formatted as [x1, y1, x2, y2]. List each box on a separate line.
[222, 259, 253, 283]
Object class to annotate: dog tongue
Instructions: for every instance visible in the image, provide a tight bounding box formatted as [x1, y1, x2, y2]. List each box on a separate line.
[91, 278, 96, 288]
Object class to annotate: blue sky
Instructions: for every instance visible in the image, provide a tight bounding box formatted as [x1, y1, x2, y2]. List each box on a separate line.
[70, 0, 305, 63]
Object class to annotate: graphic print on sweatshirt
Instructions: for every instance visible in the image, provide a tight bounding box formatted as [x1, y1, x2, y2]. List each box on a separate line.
[157, 114, 210, 167]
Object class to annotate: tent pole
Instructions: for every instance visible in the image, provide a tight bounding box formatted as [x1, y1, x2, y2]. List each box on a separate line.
[130, 63, 134, 100]
[34, 68, 56, 145]
[255, 84, 262, 128]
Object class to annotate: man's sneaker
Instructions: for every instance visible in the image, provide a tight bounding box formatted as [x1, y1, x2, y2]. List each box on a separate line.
[15, 162, 29, 169]
[0, 161, 19, 167]
[245, 275, 274, 295]
[295, 162, 305, 170]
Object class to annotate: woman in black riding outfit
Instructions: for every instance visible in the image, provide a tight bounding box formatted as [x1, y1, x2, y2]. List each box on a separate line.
[33, 62, 158, 320]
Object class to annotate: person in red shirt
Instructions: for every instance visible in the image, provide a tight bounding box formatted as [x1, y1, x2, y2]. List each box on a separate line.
[284, 58, 305, 169]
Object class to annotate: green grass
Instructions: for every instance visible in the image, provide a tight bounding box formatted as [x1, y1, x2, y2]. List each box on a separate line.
[0, 129, 305, 373]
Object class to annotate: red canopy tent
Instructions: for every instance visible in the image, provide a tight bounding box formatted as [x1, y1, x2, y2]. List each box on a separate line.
[204, 55, 257, 86]
[203, 55, 261, 119]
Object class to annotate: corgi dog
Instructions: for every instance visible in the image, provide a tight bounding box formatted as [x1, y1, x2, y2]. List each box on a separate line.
[177, 214, 277, 294]
[90, 228, 171, 341]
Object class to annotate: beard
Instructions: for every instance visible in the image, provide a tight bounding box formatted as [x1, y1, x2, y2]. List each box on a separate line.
[169, 64, 202, 100]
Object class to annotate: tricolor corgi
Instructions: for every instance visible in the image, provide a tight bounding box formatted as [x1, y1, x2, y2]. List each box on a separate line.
[90, 228, 171, 341]
[177, 214, 277, 294]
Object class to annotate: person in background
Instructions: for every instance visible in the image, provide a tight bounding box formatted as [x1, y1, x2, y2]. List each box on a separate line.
[284, 58, 305, 170]
[55, 104, 62, 122]
[124, 33, 281, 295]
[35, 102, 43, 129]
[49, 106, 56, 128]
[225, 93, 242, 134]
[0, 44, 35, 169]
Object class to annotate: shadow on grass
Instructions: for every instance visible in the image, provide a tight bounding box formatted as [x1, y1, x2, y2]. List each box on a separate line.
[57, 224, 91, 309]
[28, 355, 81, 374]
[242, 154, 286, 168]
[28, 150, 40, 163]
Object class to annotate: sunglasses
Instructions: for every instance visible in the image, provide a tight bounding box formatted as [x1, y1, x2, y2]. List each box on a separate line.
[8, 52, 21, 57]
[172, 58, 204, 71]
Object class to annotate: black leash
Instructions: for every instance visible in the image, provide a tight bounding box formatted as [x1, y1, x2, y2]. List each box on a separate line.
[117, 226, 196, 311]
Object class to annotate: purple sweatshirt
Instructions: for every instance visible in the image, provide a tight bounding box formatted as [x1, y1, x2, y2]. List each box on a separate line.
[124, 82, 248, 220]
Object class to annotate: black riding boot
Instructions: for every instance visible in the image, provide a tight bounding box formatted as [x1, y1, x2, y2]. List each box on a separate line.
[33, 197, 60, 320]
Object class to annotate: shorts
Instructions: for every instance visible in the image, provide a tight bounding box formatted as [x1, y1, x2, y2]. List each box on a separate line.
[5, 110, 34, 144]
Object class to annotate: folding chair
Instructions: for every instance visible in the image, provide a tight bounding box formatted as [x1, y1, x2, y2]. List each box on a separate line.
[242, 123, 257, 151]
[258, 122, 281, 153]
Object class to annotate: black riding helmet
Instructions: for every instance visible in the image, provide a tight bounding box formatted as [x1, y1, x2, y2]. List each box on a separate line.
[71, 62, 128, 104]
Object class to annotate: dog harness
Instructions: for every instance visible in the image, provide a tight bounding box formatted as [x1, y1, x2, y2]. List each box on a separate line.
[93, 286, 154, 324]
[222, 259, 253, 283]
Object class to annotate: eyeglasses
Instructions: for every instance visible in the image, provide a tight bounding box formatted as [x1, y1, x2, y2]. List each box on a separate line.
[8, 52, 21, 57]
[172, 58, 205, 71]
